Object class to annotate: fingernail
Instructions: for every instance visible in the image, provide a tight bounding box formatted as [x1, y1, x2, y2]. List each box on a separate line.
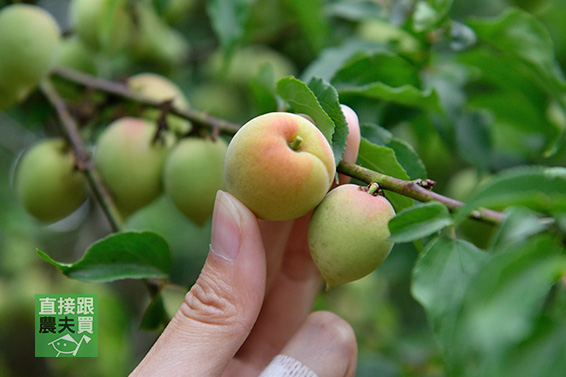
[210, 191, 242, 262]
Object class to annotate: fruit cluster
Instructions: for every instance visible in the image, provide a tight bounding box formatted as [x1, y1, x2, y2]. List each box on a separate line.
[0, 1, 193, 111]
[224, 108, 396, 290]
[8, 2, 397, 290]
[15, 93, 228, 228]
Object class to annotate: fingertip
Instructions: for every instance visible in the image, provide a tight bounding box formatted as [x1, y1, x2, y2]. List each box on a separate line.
[280, 311, 358, 377]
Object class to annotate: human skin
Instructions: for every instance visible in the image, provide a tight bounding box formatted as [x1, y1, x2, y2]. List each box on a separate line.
[94, 117, 174, 217]
[308, 184, 396, 289]
[224, 112, 336, 221]
[130, 191, 357, 376]
[15, 138, 87, 223]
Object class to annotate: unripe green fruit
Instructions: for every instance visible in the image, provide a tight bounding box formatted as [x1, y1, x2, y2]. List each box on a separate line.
[94, 117, 174, 217]
[164, 137, 228, 226]
[0, 4, 60, 110]
[70, 0, 134, 53]
[56, 36, 98, 74]
[308, 184, 396, 290]
[129, 2, 189, 66]
[128, 73, 191, 136]
[225, 112, 335, 221]
[209, 45, 296, 85]
[14, 138, 87, 223]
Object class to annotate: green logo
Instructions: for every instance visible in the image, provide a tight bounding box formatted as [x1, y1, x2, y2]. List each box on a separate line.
[35, 294, 98, 357]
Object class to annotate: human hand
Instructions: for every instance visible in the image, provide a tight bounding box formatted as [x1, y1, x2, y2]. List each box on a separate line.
[130, 190, 357, 376]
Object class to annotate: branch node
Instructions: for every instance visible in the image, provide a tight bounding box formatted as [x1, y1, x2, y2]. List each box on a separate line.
[416, 178, 436, 190]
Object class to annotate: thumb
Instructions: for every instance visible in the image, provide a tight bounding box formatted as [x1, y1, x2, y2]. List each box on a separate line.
[131, 191, 266, 377]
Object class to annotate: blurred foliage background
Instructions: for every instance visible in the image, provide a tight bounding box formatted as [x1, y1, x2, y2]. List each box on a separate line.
[1, 0, 565, 376]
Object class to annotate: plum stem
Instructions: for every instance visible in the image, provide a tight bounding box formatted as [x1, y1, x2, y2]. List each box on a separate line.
[337, 161, 506, 225]
[288, 135, 303, 151]
[367, 182, 379, 196]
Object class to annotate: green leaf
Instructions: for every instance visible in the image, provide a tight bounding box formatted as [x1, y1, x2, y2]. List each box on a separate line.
[467, 8, 565, 92]
[389, 201, 453, 243]
[207, 0, 255, 57]
[452, 236, 566, 375]
[413, 0, 453, 32]
[284, 0, 328, 52]
[140, 293, 169, 330]
[276, 76, 335, 145]
[454, 111, 492, 170]
[493, 320, 566, 377]
[455, 166, 566, 223]
[338, 83, 442, 112]
[308, 77, 348, 167]
[332, 52, 420, 88]
[248, 63, 278, 114]
[37, 231, 172, 282]
[489, 206, 552, 250]
[302, 39, 385, 83]
[460, 49, 561, 157]
[361, 123, 427, 180]
[325, 1, 383, 21]
[411, 236, 489, 357]
[357, 138, 413, 212]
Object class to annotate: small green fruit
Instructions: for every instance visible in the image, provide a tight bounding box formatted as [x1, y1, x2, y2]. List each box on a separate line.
[129, 2, 189, 66]
[15, 138, 87, 223]
[0, 4, 60, 110]
[70, 0, 134, 53]
[56, 36, 98, 74]
[128, 73, 191, 136]
[209, 45, 296, 85]
[94, 117, 174, 217]
[224, 112, 335, 221]
[164, 137, 228, 226]
[308, 184, 396, 290]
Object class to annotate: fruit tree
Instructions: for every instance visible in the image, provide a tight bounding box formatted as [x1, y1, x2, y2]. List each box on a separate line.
[1, 0, 566, 376]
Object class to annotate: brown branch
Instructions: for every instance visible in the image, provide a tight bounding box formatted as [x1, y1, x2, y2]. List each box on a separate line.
[51, 66, 241, 135]
[338, 162, 506, 224]
[39, 79, 123, 232]
[51, 66, 506, 225]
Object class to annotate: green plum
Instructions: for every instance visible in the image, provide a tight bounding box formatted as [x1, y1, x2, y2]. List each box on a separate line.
[94, 117, 175, 217]
[208, 45, 296, 85]
[127, 73, 191, 136]
[163, 137, 228, 226]
[56, 36, 98, 74]
[129, 2, 189, 66]
[70, 0, 135, 54]
[15, 138, 87, 223]
[308, 184, 396, 290]
[0, 4, 60, 110]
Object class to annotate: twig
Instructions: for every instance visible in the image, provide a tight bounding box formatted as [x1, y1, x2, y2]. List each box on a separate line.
[338, 162, 506, 224]
[51, 66, 506, 225]
[51, 66, 241, 135]
[40, 78, 162, 301]
[40, 79, 123, 232]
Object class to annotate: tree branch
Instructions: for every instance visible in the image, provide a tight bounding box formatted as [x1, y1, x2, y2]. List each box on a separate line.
[40, 78, 164, 302]
[39, 79, 123, 232]
[338, 162, 506, 224]
[51, 66, 506, 225]
[51, 66, 241, 135]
